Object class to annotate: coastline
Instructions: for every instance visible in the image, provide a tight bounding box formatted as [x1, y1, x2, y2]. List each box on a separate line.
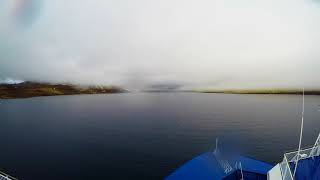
[2, 84, 320, 99]
[0, 82, 126, 99]
[193, 89, 320, 95]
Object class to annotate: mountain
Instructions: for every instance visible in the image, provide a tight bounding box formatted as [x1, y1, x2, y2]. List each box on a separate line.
[0, 81, 126, 99]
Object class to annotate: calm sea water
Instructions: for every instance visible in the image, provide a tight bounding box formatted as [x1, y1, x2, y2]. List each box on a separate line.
[0, 93, 319, 180]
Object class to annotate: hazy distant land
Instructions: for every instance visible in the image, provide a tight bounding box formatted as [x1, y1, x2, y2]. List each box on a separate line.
[194, 89, 320, 95]
[0, 82, 125, 99]
[2, 81, 320, 99]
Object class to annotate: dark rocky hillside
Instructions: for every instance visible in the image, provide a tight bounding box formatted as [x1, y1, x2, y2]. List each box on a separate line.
[0, 81, 126, 99]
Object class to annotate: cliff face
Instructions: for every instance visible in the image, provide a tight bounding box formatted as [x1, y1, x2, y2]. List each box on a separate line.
[0, 82, 125, 99]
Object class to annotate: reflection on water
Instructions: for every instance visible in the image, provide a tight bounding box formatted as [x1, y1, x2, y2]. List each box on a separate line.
[0, 93, 319, 180]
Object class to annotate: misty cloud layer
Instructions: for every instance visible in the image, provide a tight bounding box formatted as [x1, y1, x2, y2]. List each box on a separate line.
[1, 0, 320, 89]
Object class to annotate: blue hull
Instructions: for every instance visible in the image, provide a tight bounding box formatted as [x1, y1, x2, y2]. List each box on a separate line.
[166, 152, 273, 180]
[289, 155, 320, 180]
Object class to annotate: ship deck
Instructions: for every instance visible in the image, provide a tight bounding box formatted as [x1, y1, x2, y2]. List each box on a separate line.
[166, 152, 272, 180]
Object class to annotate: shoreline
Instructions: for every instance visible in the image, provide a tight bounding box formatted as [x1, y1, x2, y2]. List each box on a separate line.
[0, 82, 126, 99]
[2, 84, 320, 99]
[193, 89, 320, 95]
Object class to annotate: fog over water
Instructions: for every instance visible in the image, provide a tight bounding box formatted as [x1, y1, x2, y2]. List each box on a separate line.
[1, 0, 320, 89]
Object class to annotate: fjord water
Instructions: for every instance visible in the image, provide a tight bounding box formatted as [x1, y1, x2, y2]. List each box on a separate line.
[0, 93, 320, 180]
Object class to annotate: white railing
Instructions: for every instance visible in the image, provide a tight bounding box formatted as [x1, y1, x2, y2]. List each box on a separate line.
[279, 155, 294, 180]
[286, 145, 320, 162]
[310, 133, 320, 158]
[213, 151, 233, 174]
[0, 171, 18, 180]
[279, 143, 320, 180]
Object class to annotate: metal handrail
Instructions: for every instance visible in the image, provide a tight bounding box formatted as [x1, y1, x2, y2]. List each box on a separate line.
[279, 143, 320, 180]
[0, 171, 18, 180]
[310, 133, 320, 158]
[285, 144, 320, 162]
[293, 88, 305, 177]
[239, 162, 244, 180]
[283, 156, 294, 180]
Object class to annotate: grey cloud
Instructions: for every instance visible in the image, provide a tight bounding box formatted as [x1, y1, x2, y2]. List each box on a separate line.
[1, 0, 320, 89]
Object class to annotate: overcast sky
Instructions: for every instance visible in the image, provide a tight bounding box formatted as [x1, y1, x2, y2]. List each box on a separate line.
[0, 0, 320, 89]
